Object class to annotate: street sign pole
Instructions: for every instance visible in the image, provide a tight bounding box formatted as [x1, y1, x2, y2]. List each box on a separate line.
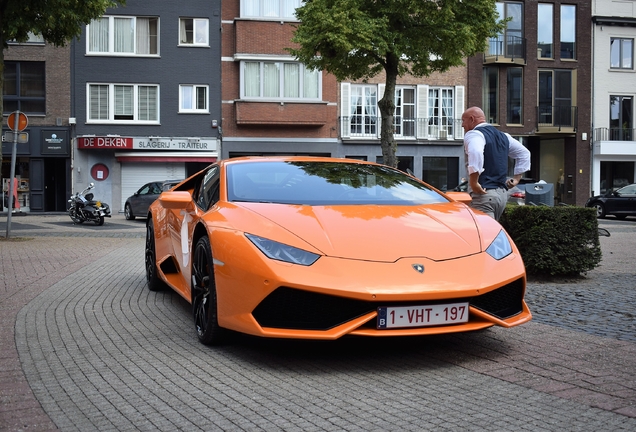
[5, 111, 28, 239]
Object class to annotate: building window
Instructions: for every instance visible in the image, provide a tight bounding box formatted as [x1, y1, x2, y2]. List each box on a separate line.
[8, 32, 45, 45]
[422, 157, 460, 191]
[428, 88, 455, 138]
[483, 67, 499, 124]
[87, 16, 159, 55]
[179, 18, 209, 46]
[560, 5, 576, 59]
[394, 87, 415, 137]
[610, 38, 633, 69]
[180, 85, 209, 113]
[610, 96, 633, 141]
[538, 70, 574, 128]
[3, 62, 46, 114]
[537, 3, 553, 59]
[87, 83, 159, 123]
[241, 61, 320, 100]
[242, 0, 301, 19]
[491, 2, 524, 58]
[506, 68, 523, 124]
[349, 85, 377, 136]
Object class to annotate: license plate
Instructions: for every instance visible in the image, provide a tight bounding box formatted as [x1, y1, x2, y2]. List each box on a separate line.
[377, 302, 469, 329]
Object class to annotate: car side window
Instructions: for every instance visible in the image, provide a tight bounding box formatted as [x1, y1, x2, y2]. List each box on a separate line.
[196, 166, 220, 210]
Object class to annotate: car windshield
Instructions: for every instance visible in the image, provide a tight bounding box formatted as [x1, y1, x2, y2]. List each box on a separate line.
[227, 161, 448, 205]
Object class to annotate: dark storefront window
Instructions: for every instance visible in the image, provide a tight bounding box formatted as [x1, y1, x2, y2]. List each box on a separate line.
[3, 61, 46, 114]
[422, 157, 459, 191]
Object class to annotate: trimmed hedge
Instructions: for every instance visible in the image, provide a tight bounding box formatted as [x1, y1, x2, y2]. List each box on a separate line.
[499, 205, 602, 277]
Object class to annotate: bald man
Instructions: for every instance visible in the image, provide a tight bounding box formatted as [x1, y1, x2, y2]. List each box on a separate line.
[461, 106, 530, 220]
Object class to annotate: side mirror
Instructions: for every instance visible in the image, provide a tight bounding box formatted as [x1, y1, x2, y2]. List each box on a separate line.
[445, 191, 472, 204]
[89, 182, 95, 188]
[159, 191, 194, 209]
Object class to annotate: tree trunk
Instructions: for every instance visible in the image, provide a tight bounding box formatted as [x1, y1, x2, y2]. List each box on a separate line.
[378, 53, 399, 168]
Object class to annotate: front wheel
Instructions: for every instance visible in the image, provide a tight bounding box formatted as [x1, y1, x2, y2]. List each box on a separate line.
[95, 215, 105, 226]
[593, 203, 606, 218]
[69, 208, 84, 224]
[124, 203, 135, 220]
[192, 236, 225, 345]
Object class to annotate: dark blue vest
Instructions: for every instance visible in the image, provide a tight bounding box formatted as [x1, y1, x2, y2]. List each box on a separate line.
[477, 125, 508, 189]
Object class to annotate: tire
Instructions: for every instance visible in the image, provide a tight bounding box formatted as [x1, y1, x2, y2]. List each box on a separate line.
[145, 219, 166, 292]
[69, 208, 84, 224]
[95, 216, 105, 226]
[124, 203, 135, 220]
[593, 203, 606, 218]
[192, 236, 225, 345]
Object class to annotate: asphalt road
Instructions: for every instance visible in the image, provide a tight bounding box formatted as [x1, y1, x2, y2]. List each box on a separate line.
[1, 214, 635, 431]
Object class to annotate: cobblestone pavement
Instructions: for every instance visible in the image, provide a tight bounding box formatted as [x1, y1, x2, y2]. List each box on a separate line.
[1, 214, 635, 431]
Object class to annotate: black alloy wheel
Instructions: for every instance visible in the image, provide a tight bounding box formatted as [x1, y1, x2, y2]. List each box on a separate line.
[125, 203, 135, 220]
[145, 218, 165, 291]
[192, 236, 225, 345]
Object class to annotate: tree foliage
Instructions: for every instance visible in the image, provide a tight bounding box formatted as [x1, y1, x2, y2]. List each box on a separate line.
[289, 0, 504, 168]
[0, 0, 124, 165]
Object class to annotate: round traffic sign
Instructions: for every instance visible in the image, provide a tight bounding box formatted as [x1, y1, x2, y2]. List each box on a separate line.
[8, 111, 28, 132]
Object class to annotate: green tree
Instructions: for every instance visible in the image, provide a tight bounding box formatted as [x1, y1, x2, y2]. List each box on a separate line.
[0, 0, 124, 165]
[289, 0, 504, 168]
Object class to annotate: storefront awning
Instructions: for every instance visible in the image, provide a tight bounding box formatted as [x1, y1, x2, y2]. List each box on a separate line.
[115, 152, 217, 163]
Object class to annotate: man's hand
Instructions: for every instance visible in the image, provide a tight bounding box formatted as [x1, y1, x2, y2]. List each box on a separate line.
[469, 173, 486, 194]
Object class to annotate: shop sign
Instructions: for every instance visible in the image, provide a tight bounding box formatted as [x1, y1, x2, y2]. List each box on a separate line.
[76, 136, 217, 151]
[133, 138, 217, 151]
[78, 136, 134, 149]
[42, 130, 69, 155]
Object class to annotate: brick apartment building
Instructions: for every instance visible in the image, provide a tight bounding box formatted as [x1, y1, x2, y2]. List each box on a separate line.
[220, 0, 340, 158]
[2, 37, 72, 212]
[466, 0, 592, 206]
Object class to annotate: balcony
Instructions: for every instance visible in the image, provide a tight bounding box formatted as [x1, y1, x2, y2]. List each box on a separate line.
[483, 35, 526, 65]
[593, 128, 636, 156]
[593, 127, 634, 142]
[536, 106, 577, 133]
[339, 117, 463, 141]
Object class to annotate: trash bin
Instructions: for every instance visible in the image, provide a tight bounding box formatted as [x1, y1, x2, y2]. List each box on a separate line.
[525, 183, 554, 206]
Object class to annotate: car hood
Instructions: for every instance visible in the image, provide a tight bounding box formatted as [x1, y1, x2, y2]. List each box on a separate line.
[237, 202, 482, 262]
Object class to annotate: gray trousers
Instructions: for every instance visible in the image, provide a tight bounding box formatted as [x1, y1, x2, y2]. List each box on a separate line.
[469, 187, 508, 220]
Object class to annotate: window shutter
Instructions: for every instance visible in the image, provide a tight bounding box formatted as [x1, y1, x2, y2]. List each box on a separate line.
[454, 85, 465, 139]
[341, 83, 350, 138]
[416, 85, 429, 139]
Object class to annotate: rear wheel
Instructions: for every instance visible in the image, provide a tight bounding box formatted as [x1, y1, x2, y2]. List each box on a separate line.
[593, 203, 606, 218]
[124, 203, 135, 220]
[192, 236, 225, 345]
[145, 219, 166, 291]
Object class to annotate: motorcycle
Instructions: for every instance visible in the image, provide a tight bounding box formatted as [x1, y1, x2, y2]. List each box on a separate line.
[68, 182, 111, 226]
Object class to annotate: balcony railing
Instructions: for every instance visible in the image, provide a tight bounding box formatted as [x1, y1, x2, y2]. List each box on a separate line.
[536, 105, 577, 131]
[339, 117, 463, 140]
[594, 127, 635, 142]
[484, 35, 526, 64]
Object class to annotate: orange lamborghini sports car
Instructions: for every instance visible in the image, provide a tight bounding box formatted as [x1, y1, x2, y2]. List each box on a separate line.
[145, 156, 531, 345]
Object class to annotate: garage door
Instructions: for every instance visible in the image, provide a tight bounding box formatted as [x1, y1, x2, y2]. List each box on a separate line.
[121, 162, 186, 210]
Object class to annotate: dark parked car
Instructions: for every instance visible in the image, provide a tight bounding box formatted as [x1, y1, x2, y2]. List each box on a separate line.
[586, 183, 636, 219]
[124, 180, 183, 220]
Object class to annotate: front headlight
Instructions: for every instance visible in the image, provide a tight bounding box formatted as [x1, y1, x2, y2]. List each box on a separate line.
[486, 230, 513, 260]
[246, 233, 320, 266]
